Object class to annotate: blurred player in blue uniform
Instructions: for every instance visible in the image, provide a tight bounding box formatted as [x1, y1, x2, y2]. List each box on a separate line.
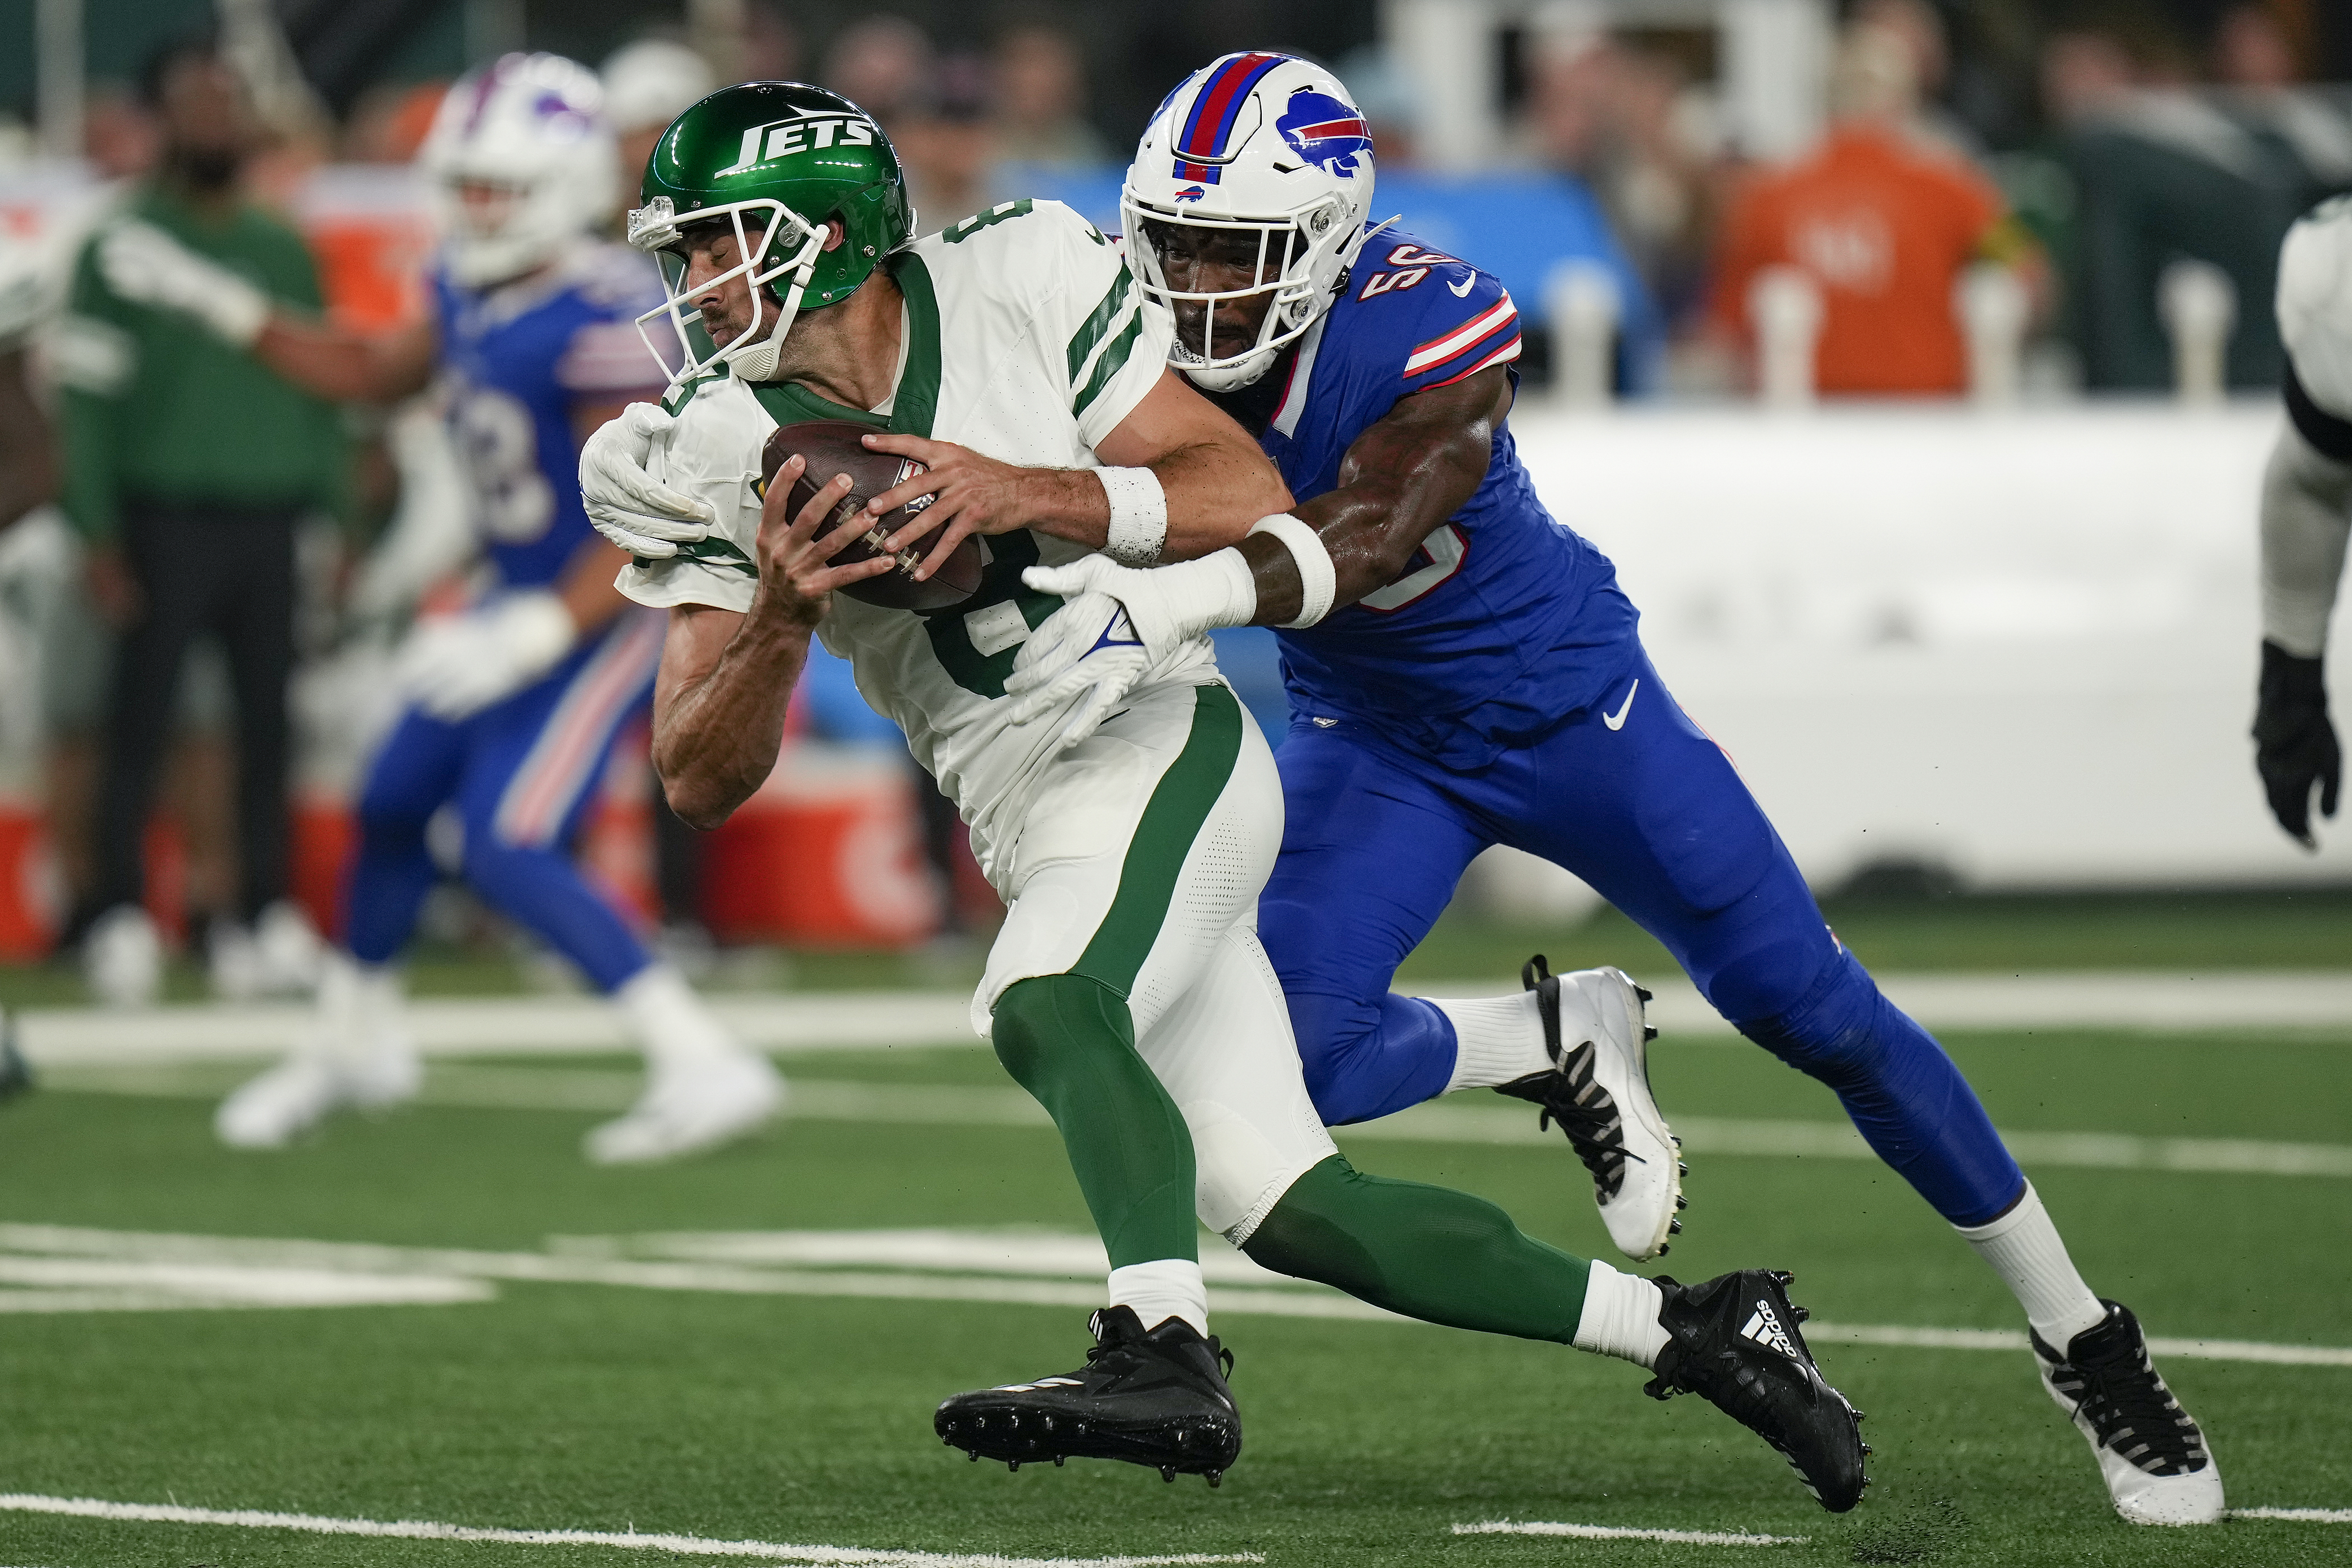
[1004, 52, 2217, 1526]
[103, 54, 781, 1162]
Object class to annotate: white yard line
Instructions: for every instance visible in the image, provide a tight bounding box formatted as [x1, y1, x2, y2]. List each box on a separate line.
[6, 1224, 2349, 1367]
[25, 969, 2352, 1070]
[2231, 1508, 2352, 1523]
[45, 1064, 2352, 1182]
[0, 1495, 1258, 1566]
[1453, 1520, 1807, 1545]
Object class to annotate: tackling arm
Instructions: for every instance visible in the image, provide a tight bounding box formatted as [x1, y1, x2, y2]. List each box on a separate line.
[1219, 366, 1511, 625]
[862, 367, 1292, 578]
[248, 315, 438, 405]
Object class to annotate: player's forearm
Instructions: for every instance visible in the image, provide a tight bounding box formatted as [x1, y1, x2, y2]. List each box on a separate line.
[653, 609, 811, 829]
[252, 316, 433, 403]
[1232, 487, 1432, 626]
[2261, 425, 2352, 658]
[1025, 442, 1291, 558]
[555, 539, 634, 637]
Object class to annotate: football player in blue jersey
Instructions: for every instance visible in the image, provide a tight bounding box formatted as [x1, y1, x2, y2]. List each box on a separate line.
[986, 52, 2218, 1526]
[101, 54, 782, 1163]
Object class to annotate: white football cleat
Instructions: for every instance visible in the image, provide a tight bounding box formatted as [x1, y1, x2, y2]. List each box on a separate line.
[216, 955, 420, 1148]
[1494, 956, 1683, 1260]
[214, 1039, 421, 1148]
[583, 1050, 785, 1165]
[84, 904, 163, 1009]
[2033, 1300, 2223, 1525]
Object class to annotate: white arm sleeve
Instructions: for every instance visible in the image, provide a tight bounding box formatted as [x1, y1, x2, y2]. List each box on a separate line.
[2261, 421, 2352, 657]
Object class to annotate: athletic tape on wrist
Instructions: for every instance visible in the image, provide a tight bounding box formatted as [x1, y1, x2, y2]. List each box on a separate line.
[1248, 513, 1336, 627]
[1098, 467, 1168, 566]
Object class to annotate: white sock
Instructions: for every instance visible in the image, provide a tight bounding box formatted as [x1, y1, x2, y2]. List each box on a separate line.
[1107, 1259, 1209, 1338]
[1430, 991, 1552, 1091]
[616, 964, 740, 1075]
[1571, 1259, 1670, 1369]
[313, 953, 404, 1065]
[1954, 1182, 2106, 1347]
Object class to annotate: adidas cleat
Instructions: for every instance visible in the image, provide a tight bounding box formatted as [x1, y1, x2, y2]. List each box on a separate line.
[2033, 1300, 2222, 1525]
[1495, 955, 1682, 1260]
[1644, 1268, 1868, 1512]
[935, 1306, 1240, 1485]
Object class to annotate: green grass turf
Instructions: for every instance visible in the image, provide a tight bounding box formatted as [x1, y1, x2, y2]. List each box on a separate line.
[2, 1030, 2349, 1567]
[10, 882, 2352, 1011]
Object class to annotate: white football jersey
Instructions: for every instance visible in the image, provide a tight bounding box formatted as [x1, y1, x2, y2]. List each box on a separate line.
[617, 198, 1211, 876]
[2279, 194, 2352, 423]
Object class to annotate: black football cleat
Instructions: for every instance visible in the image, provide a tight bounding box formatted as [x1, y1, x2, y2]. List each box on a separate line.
[1643, 1268, 1869, 1512]
[935, 1306, 1241, 1486]
[2031, 1299, 2222, 1525]
[1494, 955, 1682, 1260]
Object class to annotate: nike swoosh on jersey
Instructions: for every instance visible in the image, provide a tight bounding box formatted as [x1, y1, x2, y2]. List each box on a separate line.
[1447, 273, 1475, 296]
[1603, 678, 1639, 730]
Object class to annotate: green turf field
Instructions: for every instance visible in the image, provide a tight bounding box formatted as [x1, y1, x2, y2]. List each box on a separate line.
[3, 1003, 2349, 1567]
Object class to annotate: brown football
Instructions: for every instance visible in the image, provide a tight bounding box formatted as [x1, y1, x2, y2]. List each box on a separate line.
[758, 419, 984, 612]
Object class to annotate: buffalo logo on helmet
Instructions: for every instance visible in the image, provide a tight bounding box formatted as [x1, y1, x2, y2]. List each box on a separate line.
[1274, 89, 1372, 178]
[1174, 185, 1207, 203]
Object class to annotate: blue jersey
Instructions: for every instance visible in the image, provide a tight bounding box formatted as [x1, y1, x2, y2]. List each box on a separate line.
[1245, 230, 1636, 769]
[432, 244, 666, 592]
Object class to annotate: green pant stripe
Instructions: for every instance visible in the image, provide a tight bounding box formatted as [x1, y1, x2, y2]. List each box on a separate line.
[1072, 683, 1243, 997]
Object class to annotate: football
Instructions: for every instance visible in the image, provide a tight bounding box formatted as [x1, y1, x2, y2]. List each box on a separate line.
[758, 420, 985, 612]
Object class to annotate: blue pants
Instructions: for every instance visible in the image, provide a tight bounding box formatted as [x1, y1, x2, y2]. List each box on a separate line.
[344, 613, 664, 994]
[1259, 645, 2026, 1228]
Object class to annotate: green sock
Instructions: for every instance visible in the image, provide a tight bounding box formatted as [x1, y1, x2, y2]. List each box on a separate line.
[1243, 1154, 1589, 1342]
[991, 973, 1198, 1269]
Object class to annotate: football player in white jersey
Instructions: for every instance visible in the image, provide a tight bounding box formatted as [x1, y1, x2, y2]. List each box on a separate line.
[2257, 195, 2352, 845]
[587, 82, 1868, 1505]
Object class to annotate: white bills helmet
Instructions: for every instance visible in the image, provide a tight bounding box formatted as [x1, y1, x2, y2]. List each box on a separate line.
[1121, 52, 1378, 390]
[420, 53, 618, 288]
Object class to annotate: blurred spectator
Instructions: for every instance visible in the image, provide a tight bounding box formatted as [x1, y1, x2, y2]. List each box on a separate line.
[82, 89, 161, 181]
[989, 25, 1108, 168]
[1708, 19, 2042, 396]
[2046, 16, 2306, 391]
[340, 81, 446, 165]
[2215, 3, 2300, 87]
[1333, 45, 1420, 169]
[602, 38, 717, 194]
[899, 54, 996, 230]
[736, 0, 805, 84]
[821, 15, 934, 131]
[53, 36, 338, 1003]
[1524, 30, 1715, 328]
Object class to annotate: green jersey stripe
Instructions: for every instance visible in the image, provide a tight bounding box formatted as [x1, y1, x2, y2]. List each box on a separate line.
[1065, 263, 1135, 385]
[1071, 308, 1145, 421]
[1071, 683, 1244, 996]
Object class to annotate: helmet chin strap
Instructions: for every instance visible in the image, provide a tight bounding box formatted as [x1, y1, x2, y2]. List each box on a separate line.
[725, 223, 829, 384]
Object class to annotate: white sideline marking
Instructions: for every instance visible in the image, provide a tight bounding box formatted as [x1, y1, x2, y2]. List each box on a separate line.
[29, 968, 2352, 1070]
[1454, 1519, 1806, 1545]
[2231, 1507, 2352, 1523]
[9, 1225, 2352, 1367]
[15, 992, 983, 1066]
[0, 1494, 1258, 1566]
[45, 1063, 2352, 1183]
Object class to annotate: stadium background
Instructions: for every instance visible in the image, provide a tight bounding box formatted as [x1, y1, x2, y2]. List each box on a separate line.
[1, 4, 2350, 1567]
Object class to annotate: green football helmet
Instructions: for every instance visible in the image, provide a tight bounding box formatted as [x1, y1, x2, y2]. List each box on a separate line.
[626, 81, 914, 383]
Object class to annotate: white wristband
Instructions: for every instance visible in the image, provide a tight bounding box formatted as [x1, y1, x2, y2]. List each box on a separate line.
[1248, 513, 1336, 627]
[1098, 467, 1168, 566]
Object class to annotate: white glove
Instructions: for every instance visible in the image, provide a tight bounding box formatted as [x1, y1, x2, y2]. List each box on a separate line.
[1017, 549, 1258, 665]
[396, 592, 577, 719]
[98, 221, 270, 346]
[1006, 550, 1258, 749]
[580, 402, 717, 559]
[1003, 592, 1156, 751]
